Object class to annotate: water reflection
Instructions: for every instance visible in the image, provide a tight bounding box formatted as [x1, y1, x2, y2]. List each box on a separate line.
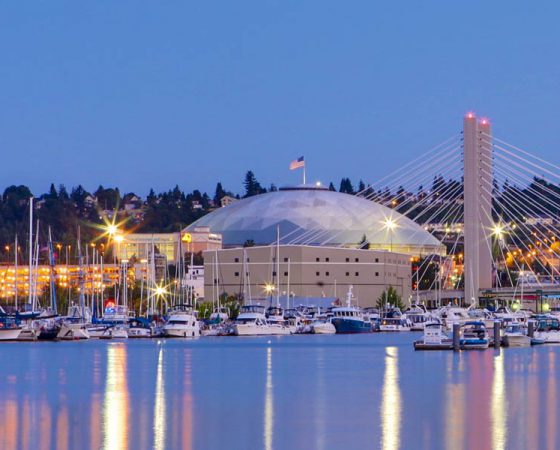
[491, 351, 507, 450]
[181, 348, 193, 450]
[264, 347, 274, 450]
[380, 346, 401, 450]
[153, 346, 166, 450]
[103, 343, 129, 450]
[546, 352, 557, 450]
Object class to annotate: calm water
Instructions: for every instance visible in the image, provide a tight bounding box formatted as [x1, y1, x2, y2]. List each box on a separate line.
[0, 334, 558, 450]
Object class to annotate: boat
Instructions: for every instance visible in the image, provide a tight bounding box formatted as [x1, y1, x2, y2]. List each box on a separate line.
[404, 304, 431, 331]
[532, 316, 560, 343]
[310, 318, 336, 334]
[460, 321, 489, 349]
[413, 322, 453, 350]
[330, 287, 372, 334]
[502, 322, 531, 347]
[0, 314, 22, 341]
[379, 308, 412, 332]
[438, 305, 471, 330]
[100, 324, 129, 339]
[128, 317, 153, 338]
[163, 305, 200, 338]
[233, 305, 290, 336]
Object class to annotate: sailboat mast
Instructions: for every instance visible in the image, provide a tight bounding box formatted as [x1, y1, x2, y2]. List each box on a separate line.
[48, 227, 58, 314]
[28, 197, 33, 306]
[14, 235, 18, 310]
[276, 226, 280, 308]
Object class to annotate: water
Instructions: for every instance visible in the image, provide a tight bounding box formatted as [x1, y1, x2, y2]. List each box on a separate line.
[0, 334, 558, 450]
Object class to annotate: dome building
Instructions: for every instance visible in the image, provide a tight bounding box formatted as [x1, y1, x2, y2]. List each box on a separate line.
[187, 186, 444, 256]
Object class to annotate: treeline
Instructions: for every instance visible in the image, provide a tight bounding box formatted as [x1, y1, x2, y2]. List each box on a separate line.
[0, 171, 374, 248]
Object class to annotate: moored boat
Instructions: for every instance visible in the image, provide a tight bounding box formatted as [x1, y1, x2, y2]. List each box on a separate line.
[460, 321, 489, 350]
[414, 322, 453, 350]
[330, 287, 372, 334]
[502, 322, 531, 347]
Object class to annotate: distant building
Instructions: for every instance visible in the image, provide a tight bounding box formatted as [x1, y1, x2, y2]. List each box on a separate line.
[203, 245, 411, 308]
[114, 227, 222, 264]
[220, 195, 238, 208]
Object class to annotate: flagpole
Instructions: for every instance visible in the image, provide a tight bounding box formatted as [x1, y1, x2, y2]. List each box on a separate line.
[303, 164, 306, 185]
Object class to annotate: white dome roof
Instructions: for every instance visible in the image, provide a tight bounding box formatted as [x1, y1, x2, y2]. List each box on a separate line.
[187, 187, 442, 252]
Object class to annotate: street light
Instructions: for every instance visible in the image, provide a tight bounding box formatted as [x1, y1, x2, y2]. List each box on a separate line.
[382, 217, 398, 252]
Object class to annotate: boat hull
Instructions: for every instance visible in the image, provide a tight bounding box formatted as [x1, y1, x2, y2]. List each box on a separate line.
[460, 339, 489, 350]
[502, 335, 531, 347]
[164, 327, 200, 338]
[128, 328, 152, 338]
[0, 327, 22, 341]
[233, 324, 290, 336]
[331, 318, 372, 334]
[57, 323, 90, 340]
[533, 331, 560, 343]
[414, 340, 453, 350]
[311, 323, 336, 334]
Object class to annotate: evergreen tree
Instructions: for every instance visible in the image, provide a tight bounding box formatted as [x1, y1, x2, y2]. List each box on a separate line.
[214, 182, 226, 204]
[328, 182, 336, 191]
[243, 171, 265, 198]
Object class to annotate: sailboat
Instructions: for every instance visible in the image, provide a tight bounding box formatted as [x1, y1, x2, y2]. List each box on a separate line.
[163, 235, 200, 338]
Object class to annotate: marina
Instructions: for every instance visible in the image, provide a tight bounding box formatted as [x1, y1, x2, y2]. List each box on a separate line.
[1, 334, 559, 450]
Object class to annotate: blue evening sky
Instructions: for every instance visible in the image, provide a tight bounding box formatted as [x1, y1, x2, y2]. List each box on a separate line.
[0, 1, 558, 196]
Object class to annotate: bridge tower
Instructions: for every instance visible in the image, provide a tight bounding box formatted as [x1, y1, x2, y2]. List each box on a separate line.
[463, 113, 493, 304]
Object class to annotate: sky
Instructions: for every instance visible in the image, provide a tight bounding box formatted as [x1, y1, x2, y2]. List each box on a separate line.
[1, 1, 559, 197]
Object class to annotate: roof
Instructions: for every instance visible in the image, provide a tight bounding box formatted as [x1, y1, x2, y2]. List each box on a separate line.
[186, 186, 442, 249]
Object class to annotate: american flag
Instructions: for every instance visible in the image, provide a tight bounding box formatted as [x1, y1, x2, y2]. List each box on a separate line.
[289, 156, 305, 170]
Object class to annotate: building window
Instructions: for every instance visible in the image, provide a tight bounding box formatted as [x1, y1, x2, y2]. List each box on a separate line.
[346, 257, 349, 262]
[355, 258, 359, 262]
[214, 279, 218, 284]
[375, 258, 379, 263]
[355, 272, 359, 276]
[375, 272, 379, 276]
[284, 257, 288, 262]
[284, 272, 288, 276]
[234, 272, 239, 277]
[316, 271, 320, 276]
[346, 272, 349, 276]
[316, 257, 320, 262]
[326, 271, 330, 276]
[273, 271, 277, 276]
[234, 257, 239, 263]
[326, 257, 330, 262]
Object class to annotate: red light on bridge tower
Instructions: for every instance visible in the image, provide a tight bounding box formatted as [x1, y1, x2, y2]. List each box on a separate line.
[465, 111, 476, 120]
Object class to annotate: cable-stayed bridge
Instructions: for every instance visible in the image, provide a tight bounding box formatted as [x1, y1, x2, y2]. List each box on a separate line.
[282, 113, 560, 310]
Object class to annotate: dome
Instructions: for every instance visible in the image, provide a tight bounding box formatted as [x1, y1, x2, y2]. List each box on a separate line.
[186, 186, 444, 255]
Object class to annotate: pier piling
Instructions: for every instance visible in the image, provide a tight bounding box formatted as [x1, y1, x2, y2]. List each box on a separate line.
[493, 321, 501, 348]
[453, 323, 460, 351]
[528, 320, 534, 338]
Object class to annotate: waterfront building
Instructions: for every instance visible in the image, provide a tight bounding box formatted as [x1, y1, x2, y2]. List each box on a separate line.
[203, 245, 411, 308]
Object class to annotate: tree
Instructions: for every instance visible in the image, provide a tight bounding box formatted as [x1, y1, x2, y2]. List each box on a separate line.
[339, 178, 354, 194]
[214, 182, 226, 204]
[243, 171, 265, 198]
[243, 239, 255, 247]
[328, 182, 336, 192]
[376, 286, 404, 310]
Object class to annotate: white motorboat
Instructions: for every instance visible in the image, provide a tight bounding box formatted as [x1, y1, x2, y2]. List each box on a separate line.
[404, 304, 432, 331]
[128, 318, 153, 338]
[438, 305, 471, 330]
[414, 322, 453, 350]
[57, 322, 90, 340]
[163, 305, 200, 338]
[379, 308, 411, 332]
[502, 322, 531, 347]
[0, 315, 22, 341]
[460, 321, 489, 350]
[100, 324, 129, 339]
[233, 305, 290, 336]
[533, 316, 560, 344]
[310, 318, 336, 334]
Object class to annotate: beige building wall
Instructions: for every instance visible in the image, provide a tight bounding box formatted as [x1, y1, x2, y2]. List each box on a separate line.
[203, 245, 411, 308]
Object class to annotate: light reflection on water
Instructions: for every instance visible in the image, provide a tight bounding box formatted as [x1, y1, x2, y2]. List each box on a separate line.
[103, 343, 129, 450]
[380, 346, 400, 450]
[153, 346, 166, 450]
[1, 335, 560, 449]
[264, 346, 274, 450]
[491, 350, 507, 450]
